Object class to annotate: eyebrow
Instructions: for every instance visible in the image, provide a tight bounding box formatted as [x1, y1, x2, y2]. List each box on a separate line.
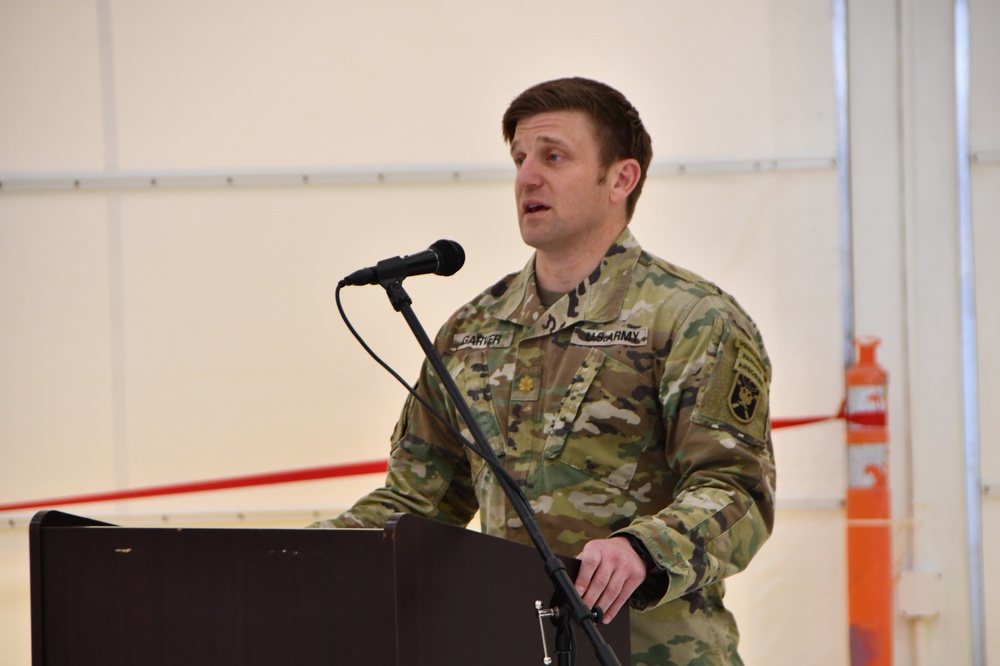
[509, 134, 571, 156]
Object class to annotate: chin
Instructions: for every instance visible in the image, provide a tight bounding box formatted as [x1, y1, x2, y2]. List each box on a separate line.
[519, 232, 547, 251]
[518, 220, 553, 251]
[517, 224, 538, 248]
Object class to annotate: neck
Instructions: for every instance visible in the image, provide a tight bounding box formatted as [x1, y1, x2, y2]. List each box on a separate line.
[534, 224, 626, 293]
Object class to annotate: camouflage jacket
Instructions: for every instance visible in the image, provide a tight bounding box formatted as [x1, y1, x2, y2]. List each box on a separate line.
[312, 228, 776, 665]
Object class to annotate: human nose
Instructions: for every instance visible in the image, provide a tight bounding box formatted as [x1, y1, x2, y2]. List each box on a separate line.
[515, 155, 542, 190]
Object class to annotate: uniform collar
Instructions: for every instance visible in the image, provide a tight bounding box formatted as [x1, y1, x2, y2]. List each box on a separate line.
[487, 228, 642, 336]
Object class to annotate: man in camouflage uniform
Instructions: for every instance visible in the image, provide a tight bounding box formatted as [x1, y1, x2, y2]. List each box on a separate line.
[311, 77, 775, 665]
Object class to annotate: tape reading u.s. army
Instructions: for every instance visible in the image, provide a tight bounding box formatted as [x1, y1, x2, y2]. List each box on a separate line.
[451, 330, 514, 351]
[571, 327, 649, 347]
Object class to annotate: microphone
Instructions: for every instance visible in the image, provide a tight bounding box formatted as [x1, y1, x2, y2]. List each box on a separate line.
[341, 239, 465, 286]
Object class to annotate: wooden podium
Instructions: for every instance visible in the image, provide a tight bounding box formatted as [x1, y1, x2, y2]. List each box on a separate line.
[29, 510, 629, 665]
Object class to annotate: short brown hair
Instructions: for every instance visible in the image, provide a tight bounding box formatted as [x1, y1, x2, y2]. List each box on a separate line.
[502, 77, 653, 221]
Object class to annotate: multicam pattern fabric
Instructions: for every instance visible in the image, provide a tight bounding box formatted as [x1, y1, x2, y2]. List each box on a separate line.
[311, 228, 776, 665]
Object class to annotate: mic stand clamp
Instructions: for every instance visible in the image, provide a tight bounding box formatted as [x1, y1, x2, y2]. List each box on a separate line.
[379, 278, 622, 666]
[536, 591, 602, 666]
[535, 600, 559, 665]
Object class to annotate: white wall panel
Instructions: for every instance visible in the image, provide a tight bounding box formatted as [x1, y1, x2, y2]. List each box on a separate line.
[0, 195, 117, 499]
[971, 162, 998, 664]
[971, 0, 999, 654]
[13, 0, 838, 172]
[970, 0, 1000, 148]
[0, 2, 105, 171]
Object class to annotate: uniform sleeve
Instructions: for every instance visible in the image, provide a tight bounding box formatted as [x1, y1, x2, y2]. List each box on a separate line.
[612, 295, 776, 610]
[308, 356, 480, 530]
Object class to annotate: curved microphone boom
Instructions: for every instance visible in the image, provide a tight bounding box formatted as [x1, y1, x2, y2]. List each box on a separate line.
[341, 239, 465, 286]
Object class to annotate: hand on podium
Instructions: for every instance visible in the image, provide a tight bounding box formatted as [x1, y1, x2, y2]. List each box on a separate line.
[574, 536, 647, 624]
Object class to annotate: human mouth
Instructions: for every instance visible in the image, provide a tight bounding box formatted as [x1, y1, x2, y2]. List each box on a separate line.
[522, 201, 550, 215]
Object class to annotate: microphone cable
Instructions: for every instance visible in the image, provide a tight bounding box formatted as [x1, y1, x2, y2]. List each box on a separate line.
[334, 282, 534, 513]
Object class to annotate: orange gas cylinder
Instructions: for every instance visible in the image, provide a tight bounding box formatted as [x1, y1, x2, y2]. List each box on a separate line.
[845, 336, 892, 666]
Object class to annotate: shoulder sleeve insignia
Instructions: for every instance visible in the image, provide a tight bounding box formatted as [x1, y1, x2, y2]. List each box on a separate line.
[728, 338, 767, 422]
[691, 326, 770, 447]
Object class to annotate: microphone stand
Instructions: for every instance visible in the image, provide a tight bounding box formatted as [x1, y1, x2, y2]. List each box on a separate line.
[379, 277, 623, 666]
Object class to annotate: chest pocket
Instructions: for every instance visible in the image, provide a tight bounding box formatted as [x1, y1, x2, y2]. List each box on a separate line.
[542, 348, 605, 453]
[541, 349, 643, 490]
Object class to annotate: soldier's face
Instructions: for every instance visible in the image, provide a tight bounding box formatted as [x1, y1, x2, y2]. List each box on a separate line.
[509, 110, 616, 254]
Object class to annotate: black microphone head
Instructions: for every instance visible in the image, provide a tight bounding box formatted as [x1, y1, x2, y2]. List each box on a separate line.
[430, 239, 465, 277]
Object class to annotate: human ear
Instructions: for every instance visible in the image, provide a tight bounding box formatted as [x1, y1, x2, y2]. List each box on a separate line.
[609, 159, 641, 204]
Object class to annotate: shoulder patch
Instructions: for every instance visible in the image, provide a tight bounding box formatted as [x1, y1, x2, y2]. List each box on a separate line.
[729, 337, 767, 422]
[692, 327, 770, 447]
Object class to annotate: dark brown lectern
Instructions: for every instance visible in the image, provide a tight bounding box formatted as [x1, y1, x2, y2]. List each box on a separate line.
[30, 510, 629, 665]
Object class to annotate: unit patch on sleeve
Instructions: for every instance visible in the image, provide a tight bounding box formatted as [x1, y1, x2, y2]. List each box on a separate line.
[728, 337, 767, 422]
[692, 326, 770, 447]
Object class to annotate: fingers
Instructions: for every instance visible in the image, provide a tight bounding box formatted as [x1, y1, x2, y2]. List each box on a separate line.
[573, 537, 647, 623]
